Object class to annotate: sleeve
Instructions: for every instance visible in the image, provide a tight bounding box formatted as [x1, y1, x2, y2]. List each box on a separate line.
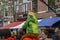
[22, 18, 31, 29]
[22, 17, 35, 29]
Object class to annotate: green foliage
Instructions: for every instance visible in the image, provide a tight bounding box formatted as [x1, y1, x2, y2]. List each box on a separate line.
[48, 0, 55, 7]
[48, 0, 55, 10]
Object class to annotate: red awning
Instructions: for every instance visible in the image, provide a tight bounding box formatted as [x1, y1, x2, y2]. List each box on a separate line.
[0, 21, 24, 29]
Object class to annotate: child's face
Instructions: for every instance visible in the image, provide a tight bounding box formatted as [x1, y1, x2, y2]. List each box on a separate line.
[42, 32, 47, 39]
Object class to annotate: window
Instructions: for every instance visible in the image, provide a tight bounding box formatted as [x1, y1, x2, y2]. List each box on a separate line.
[48, 0, 60, 14]
[3, 0, 8, 16]
[0, 2, 2, 18]
[32, 0, 37, 12]
[14, 1, 19, 13]
[22, 0, 32, 13]
[23, 0, 28, 13]
[0, 21, 3, 27]
[4, 8, 8, 16]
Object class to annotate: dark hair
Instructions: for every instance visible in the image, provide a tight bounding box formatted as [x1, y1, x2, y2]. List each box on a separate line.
[1, 29, 11, 38]
[43, 30, 49, 38]
[43, 29, 53, 38]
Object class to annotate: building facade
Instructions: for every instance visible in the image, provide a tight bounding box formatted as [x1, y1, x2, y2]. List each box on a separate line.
[0, 0, 60, 26]
[37, 0, 60, 19]
[17, 0, 60, 19]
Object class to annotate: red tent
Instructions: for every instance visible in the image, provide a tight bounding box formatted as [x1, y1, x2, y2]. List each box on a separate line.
[0, 21, 24, 29]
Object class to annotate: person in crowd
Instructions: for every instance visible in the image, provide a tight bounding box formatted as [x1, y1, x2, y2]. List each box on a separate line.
[17, 28, 25, 40]
[3, 29, 12, 40]
[5, 34, 16, 40]
[52, 27, 60, 40]
[41, 30, 52, 40]
[10, 30, 16, 40]
[5, 33, 12, 40]
[5, 36, 12, 40]
[11, 35, 16, 40]
[21, 11, 39, 40]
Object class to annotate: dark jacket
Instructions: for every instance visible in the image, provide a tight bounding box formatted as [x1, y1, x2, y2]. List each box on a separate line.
[16, 29, 26, 40]
[53, 35, 60, 40]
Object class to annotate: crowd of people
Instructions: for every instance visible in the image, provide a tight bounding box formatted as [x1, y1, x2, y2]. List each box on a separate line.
[39, 27, 60, 40]
[0, 29, 25, 40]
[0, 27, 60, 40]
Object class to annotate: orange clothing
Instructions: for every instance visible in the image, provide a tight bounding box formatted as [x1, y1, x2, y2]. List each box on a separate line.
[23, 37, 39, 40]
[5, 37, 16, 40]
[33, 38, 39, 40]
[5, 37, 12, 40]
[11, 37, 16, 40]
[23, 37, 32, 40]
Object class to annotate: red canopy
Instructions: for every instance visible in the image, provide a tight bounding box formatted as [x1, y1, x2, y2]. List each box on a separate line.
[0, 21, 24, 29]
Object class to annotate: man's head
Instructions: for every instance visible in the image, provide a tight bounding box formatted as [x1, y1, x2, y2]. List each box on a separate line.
[55, 27, 60, 32]
[55, 30, 60, 38]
